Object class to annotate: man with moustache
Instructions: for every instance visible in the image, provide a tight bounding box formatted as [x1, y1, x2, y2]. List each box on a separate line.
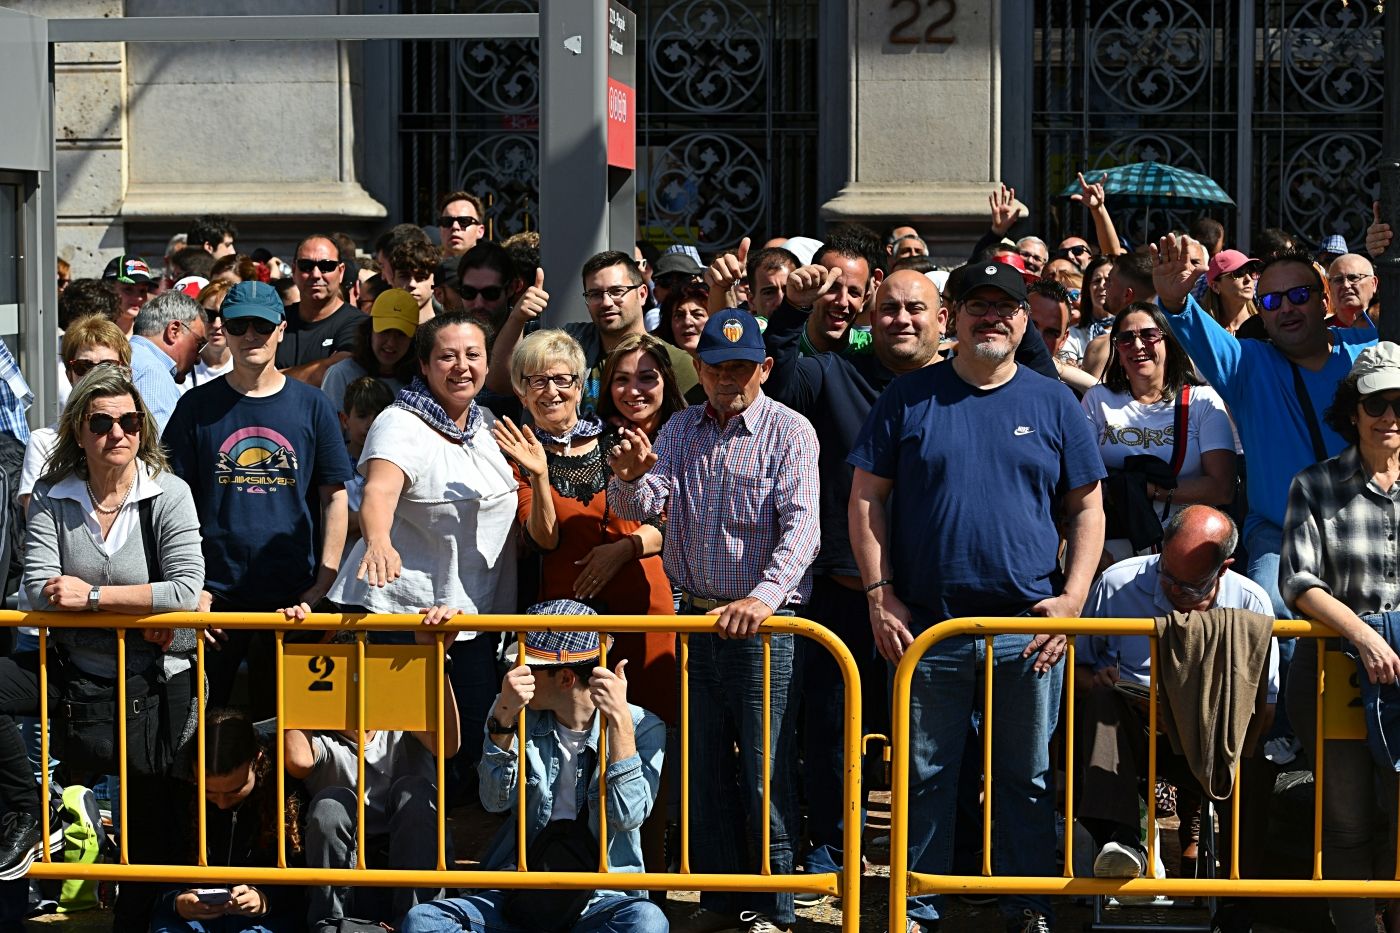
[764, 267, 1063, 892]
[848, 261, 1105, 933]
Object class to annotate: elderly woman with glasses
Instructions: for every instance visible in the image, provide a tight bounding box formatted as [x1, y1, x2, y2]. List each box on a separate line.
[1281, 343, 1400, 933]
[0, 365, 204, 929]
[1083, 302, 1238, 563]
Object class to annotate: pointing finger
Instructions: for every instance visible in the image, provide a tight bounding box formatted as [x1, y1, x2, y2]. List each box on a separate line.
[736, 236, 750, 265]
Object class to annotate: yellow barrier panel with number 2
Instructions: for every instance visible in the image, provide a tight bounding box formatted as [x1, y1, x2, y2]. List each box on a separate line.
[282, 641, 441, 732]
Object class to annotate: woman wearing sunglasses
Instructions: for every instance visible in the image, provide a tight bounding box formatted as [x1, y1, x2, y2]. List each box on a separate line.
[18, 315, 132, 514]
[1204, 250, 1266, 339]
[1083, 301, 1238, 562]
[1281, 343, 1400, 933]
[0, 365, 204, 927]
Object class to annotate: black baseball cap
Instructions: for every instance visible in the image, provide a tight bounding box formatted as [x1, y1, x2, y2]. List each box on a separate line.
[957, 261, 1028, 304]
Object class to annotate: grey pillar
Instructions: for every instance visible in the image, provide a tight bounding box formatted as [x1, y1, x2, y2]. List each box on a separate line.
[1381, 2, 1400, 344]
[539, 0, 609, 326]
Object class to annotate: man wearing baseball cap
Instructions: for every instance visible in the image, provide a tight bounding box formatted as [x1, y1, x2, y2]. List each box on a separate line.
[102, 254, 154, 336]
[849, 260, 1106, 933]
[610, 308, 819, 933]
[404, 609, 667, 933]
[164, 279, 352, 720]
[320, 288, 419, 416]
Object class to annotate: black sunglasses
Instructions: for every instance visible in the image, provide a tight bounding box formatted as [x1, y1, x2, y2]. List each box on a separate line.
[88, 411, 142, 436]
[1257, 285, 1312, 312]
[295, 258, 342, 275]
[456, 284, 503, 302]
[439, 215, 484, 230]
[225, 318, 279, 337]
[1361, 395, 1400, 418]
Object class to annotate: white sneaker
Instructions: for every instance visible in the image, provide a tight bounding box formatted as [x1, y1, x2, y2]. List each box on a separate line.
[733, 911, 791, 933]
[1094, 841, 1154, 905]
[1263, 735, 1303, 765]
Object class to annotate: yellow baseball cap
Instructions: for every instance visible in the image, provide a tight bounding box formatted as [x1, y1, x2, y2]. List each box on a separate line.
[371, 288, 419, 337]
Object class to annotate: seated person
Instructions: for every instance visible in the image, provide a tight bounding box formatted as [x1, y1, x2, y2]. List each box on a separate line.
[402, 609, 667, 933]
[286, 613, 461, 932]
[1077, 505, 1276, 931]
[151, 708, 304, 933]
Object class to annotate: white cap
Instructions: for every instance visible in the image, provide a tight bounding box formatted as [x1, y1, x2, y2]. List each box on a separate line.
[780, 236, 823, 267]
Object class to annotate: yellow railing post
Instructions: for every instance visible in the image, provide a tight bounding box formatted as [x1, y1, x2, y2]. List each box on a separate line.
[196, 637, 207, 867]
[679, 632, 691, 876]
[38, 630, 50, 864]
[761, 633, 772, 876]
[1063, 636, 1076, 878]
[275, 630, 287, 869]
[116, 633, 129, 866]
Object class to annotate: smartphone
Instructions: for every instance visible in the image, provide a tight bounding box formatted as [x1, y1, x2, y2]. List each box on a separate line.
[192, 888, 231, 906]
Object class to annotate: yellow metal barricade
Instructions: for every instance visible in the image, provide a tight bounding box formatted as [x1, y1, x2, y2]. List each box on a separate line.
[7, 611, 863, 933]
[887, 617, 1400, 933]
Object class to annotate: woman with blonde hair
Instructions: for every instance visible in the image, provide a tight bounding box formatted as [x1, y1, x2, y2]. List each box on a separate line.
[0, 365, 203, 932]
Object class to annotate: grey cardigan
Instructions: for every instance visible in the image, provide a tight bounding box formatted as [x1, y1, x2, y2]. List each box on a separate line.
[23, 464, 205, 677]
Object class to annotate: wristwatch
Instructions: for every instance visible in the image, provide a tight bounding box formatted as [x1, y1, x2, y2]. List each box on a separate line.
[86, 586, 101, 612]
[486, 715, 517, 735]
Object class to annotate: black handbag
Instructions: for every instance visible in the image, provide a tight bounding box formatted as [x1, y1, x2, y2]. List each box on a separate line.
[50, 498, 171, 778]
[1102, 386, 1193, 551]
[501, 788, 599, 932]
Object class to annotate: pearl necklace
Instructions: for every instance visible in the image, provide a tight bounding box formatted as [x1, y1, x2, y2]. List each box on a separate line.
[87, 472, 136, 516]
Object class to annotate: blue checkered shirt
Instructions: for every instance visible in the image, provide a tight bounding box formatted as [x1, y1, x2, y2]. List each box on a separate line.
[0, 340, 32, 443]
[609, 393, 821, 610]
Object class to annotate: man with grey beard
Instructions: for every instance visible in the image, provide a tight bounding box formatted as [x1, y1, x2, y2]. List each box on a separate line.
[848, 261, 1105, 933]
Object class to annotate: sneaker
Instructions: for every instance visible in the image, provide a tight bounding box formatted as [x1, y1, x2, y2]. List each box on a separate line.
[1093, 841, 1147, 879]
[1263, 735, 1302, 765]
[1006, 909, 1051, 933]
[669, 905, 735, 933]
[733, 912, 790, 933]
[792, 890, 830, 908]
[0, 813, 41, 880]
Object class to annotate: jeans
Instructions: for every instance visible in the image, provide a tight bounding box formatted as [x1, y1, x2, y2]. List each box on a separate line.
[401, 892, 667, 933]
[1245, 519, 1296, 741]
[304, 778, 442, 928]
[1290, 637, 1398, 933]
[684, 618, 802, 925]
[801, 576, 886, 876]
[903, 632, 1061, 925]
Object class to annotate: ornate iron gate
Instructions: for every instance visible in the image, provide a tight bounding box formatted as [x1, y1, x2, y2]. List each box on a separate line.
[1029, 0, 1382, 251]
[399, 0, 819, 254]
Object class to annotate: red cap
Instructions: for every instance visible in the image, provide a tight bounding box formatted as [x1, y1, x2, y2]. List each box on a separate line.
[1206, 249, 1261, 286]
[992, 252, 1038, 285]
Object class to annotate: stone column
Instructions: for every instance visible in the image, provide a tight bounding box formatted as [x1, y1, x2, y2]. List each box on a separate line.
[819, 0, 1022, 264]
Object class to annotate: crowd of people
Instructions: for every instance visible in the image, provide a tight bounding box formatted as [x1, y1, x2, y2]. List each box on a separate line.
[0, 181, 1391, 933]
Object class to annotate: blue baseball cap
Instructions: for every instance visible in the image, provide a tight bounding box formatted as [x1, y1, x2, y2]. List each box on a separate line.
[696, 308, 766, 365]
[221, 281, 285, 324]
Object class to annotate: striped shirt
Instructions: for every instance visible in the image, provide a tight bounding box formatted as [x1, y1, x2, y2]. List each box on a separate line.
[609, 392, 821, 610]
[0, 340, 31, 443]
[1281, 445, 1400, 615]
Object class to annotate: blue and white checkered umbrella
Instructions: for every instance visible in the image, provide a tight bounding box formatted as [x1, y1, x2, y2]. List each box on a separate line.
[1059, 162, 1235, 209]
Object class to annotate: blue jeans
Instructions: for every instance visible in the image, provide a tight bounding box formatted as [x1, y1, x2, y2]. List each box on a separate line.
[1245, 519, 1296, 739]
[903, 632, 1062, 925]
[402, 892, 667, 933]
[684, 619, 802, 925]
[149, 898, 300, 933]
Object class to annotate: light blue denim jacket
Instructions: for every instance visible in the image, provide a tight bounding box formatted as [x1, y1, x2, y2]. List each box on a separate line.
[477, 697, 664, 901]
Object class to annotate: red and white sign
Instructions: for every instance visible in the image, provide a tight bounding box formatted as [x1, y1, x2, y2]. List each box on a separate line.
[607, 3, 636, 171]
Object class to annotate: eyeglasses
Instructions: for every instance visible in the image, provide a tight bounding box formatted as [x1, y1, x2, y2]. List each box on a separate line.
[224, 317, 279, 337]
[1225, 267, 1259, 281]
[295, 258, 342, 275]
[1329, 272, 1374, 287]
[1057, 245, 1091, 258]
[523, 373, 579, 391]
[88, 411, 142, 436]
[1160, 564, 1221, 602]
[1018, 249, 1047, 264]
[457, 284, 504, 302]
[179, 320, 208, 353]
[1361, 395, 1400, 418]
[1112, 327, 1165, 348]
[959, 299, 1025, 319]
[66, 358, 122, 379]
[582, 283, 644, 304]
[1257, 285, 1313, 312]
[439, 215, 484, 230]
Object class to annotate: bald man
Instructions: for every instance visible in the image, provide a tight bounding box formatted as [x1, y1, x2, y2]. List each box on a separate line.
[1327, 253, 1378, 327]
[1077, 505, 1276, 930]
[764, 269, 1061, 885]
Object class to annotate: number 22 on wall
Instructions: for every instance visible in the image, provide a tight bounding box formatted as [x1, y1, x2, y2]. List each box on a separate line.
[889, 0, 957, 46]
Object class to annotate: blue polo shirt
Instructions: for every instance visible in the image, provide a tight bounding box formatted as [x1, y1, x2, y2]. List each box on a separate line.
[1162, 293, 1375, 534]
[848, 362, 1105, 627]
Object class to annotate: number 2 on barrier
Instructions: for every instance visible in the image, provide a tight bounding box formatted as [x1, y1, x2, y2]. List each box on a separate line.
[308, 655, 336, 691]
[281, 642, 439, 732]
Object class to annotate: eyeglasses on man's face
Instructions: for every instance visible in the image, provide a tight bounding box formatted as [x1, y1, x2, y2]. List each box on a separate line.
[583, 283, 644, 304]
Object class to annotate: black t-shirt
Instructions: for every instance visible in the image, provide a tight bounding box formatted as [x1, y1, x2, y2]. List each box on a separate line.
[275, 302, 362, 368]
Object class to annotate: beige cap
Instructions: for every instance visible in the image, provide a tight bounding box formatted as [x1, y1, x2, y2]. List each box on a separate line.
[371, 288, 419, 337]
[1352, 341, 1400, 394]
